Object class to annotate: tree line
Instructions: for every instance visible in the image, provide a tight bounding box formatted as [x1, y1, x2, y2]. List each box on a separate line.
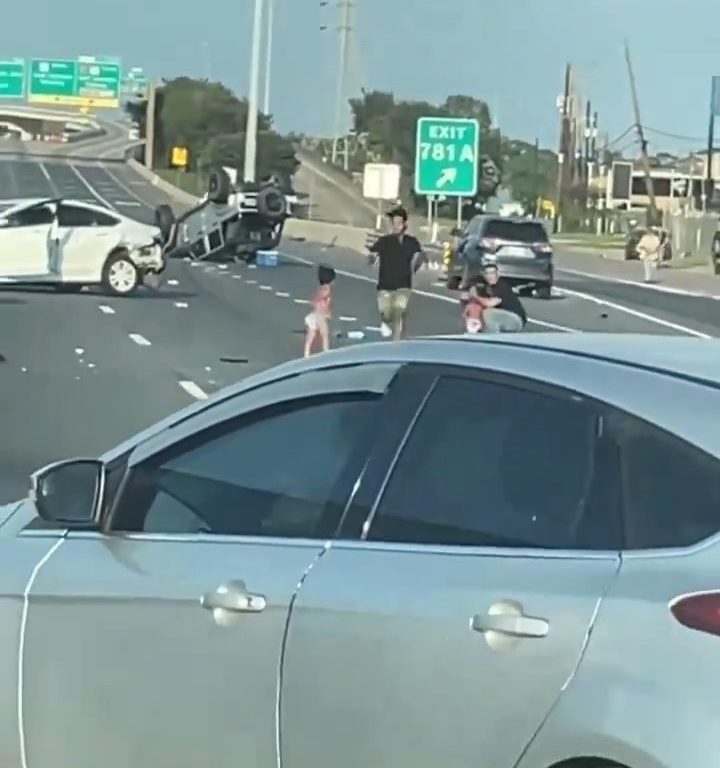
[343, 90, 559, 214]
[125, 77, 299, 184]
[126, 78, 562, 214]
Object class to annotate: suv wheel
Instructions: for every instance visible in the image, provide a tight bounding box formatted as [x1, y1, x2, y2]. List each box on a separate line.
[447, 275, 462, 290]
[536, 282, 552, 300]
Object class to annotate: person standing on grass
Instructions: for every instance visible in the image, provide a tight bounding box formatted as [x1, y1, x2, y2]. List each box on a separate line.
[636, 226, 661, 283]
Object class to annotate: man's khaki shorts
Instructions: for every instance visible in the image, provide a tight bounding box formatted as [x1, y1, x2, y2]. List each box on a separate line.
[377, 288, 412, 318]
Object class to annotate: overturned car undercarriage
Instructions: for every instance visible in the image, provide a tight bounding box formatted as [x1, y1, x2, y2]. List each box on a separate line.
[154, 167, 288, 263]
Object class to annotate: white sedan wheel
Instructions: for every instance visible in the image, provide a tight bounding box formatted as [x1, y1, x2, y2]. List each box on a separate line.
[103, 254, 139, 296]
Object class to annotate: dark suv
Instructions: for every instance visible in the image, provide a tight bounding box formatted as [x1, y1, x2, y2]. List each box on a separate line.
[446, 215, 553, 299]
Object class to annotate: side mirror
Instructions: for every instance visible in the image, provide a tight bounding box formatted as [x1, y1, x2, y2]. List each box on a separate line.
[30, 459, 104, 525]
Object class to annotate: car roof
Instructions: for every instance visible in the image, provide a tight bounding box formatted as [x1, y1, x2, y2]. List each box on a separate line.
[100, 333, 720, 465]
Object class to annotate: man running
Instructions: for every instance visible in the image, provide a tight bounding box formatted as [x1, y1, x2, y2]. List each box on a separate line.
[368, 206, 426, 340]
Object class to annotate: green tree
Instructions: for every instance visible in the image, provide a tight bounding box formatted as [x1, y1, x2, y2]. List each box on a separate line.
[125, 77, 298, 179]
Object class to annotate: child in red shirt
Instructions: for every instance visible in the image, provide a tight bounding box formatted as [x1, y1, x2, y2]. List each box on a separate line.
[304, 265, 336, 357]
[460, 284, 484, 334]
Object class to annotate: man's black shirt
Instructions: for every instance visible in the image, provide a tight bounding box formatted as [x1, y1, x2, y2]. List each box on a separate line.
[370, 233, 422, 290]
[478, 278, 527, 325]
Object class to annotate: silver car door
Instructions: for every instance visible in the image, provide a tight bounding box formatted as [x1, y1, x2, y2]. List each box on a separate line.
[0, 202, 55, 278]
[22, 362, 402, 768]
[0, 529, 66, 768]
[281, 368, 621, 768]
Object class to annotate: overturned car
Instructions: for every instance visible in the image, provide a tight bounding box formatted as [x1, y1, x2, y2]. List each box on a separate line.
[154, 167, 288, 263]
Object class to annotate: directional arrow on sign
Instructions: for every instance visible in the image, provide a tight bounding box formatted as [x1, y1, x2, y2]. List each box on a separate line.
[437, 168, 457, 187]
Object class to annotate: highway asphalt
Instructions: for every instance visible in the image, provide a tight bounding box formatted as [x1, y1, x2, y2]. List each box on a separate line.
[0, 154, 717, 502]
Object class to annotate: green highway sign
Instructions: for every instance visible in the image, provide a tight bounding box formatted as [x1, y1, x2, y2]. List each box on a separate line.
[414, 116, 479, 196]
[122, 67, 149, 97]
[29, 56, 121, 108]
[0, 59, 26, 98]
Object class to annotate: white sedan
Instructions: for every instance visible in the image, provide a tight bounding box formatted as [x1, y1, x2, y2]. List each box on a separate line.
[0, 197, 165, 295]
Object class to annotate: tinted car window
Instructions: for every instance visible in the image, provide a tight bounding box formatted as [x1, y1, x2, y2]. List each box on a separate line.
[483, 219, 548, 243]
[58, 204, 119, 227]
[112, 395, 379, 538]
[367, 376, 614, 550]
[8, 205, 54, 227]
[604, 412, 720, 549]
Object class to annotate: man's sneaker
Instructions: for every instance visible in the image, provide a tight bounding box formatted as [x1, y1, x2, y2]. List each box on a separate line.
[380, 323, 392, 338]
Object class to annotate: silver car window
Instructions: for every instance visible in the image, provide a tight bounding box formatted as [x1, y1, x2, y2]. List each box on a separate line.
[111, 394, 381, 538]
[366, 375, 613, 550]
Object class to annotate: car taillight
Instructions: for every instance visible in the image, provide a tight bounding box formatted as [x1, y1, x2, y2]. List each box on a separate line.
[670, 592, 720, 637]
[480, 237, 499, 252]
[532, 242, 552, 254]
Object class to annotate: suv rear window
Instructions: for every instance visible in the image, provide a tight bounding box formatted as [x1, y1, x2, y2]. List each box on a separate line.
[484, 219, 548, 243]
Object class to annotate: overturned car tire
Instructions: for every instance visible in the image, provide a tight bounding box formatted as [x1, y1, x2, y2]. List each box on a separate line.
[256, 185, 287, 221]
[154, 204, 176, 243]
[208, 167, 231, 204]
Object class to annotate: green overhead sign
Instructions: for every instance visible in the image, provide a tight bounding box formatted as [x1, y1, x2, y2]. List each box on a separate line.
[414, 116, 480, 196]
[0, 59, 25, 98]
[28, 56, 121, 108]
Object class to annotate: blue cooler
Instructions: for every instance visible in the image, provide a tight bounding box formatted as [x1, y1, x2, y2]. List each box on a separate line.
[256, 250, 278, 266]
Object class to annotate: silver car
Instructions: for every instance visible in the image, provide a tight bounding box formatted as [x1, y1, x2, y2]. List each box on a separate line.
[2, 333, 719, 768]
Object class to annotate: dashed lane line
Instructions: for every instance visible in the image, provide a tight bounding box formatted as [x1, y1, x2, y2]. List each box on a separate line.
[128, 333, 151, 346]
[179, 380, 208, 400]
[98, 305, 115, 314]
[555, 287, 711, 338]
[275, 291, 290, 297]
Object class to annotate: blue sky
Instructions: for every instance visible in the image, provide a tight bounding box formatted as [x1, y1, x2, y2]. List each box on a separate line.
[2, 0, 717, 154]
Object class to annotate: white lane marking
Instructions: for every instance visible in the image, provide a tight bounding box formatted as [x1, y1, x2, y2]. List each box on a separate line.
[232, 274, 242, 279]
[174, 301, 188, 308]
[128, 333, 151, 346]
[74, 347, 84, 355]
[18, 538, 65, 768]
[339, 315, 357, 322]
[98, 305, 115, 314]
[555, 287, 712, 338]
[557, 266, 720, 299]
[260, 284, 272, 290]
[68, 164, 116, 210]
[248, 264, 257, 269]
[95, 163, 157, 209]
[294, 298, 310, 304]
[114, 200, 142, 207]
[275, 291, 290, 297]
[246, 279, 257, 284]
[167, 279, 179, 286]
[365, 325, 382, 332]
[38, 163, 53, 184]
[179, 380, 208, 400]
[282, 252, 574, 332]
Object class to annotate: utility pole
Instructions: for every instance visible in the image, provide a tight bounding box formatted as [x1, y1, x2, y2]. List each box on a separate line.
[262, 0, 274, 115]
[243, 0, 264, 182]
[624, 39, 658, 224]
[144, 82, 156, 169]
[706, 76, 718, 208]
[553, 63, 571, 232]
[331, 0, 353, 168]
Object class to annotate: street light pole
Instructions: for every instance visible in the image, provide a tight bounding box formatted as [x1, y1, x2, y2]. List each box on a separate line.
[262, 0, 274, 115]
[244, 0, 264, 182]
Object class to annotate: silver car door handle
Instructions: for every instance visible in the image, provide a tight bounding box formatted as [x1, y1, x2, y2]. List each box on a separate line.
[201, 580, 266, 613]
[472, 613, 548, 638]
